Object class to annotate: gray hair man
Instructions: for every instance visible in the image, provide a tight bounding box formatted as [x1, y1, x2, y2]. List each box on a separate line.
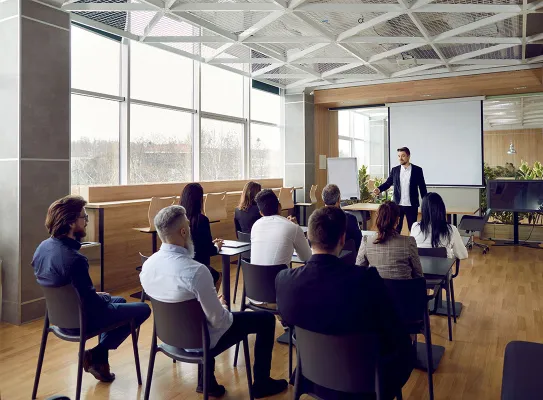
[321, 184, 362, 252]
[140, 205, 287, 398]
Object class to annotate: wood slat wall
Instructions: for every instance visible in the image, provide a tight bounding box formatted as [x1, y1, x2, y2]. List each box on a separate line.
[314, 105, 338, 208]
[484, 128, 543, 167]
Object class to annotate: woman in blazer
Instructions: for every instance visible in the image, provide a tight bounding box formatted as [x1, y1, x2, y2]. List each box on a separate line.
[234, 181, 262, 234]
[180, 183, 222, 290]
[356, 201, 423, 280]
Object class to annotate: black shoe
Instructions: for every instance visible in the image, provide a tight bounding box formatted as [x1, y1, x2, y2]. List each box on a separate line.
[252, 378, 288, 398]
[195, 383, 226, 397]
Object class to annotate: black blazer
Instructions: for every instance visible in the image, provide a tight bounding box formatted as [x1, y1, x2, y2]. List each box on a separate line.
[346, 212, 362, 253]
[234, 204, 261, 234]
[192, 214, 218, 267]
[378, 164, 427, 207]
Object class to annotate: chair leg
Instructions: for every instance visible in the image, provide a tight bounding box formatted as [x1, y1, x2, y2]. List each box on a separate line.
[293, 351, 303, 400]
[130, 321, 143, 385]
[242, 338, 254, 400]
[445, 277, 453, 341]
[450, 277, 457, 324]
[233, 342, 240, 367]
[423, 310, 435, 400]
[233, 257, 242, 304]
[203, 360, 209, 400]
[32, 317, 49, 399]
[288, 326, 293, 378]
[75, 339, 86, 400]
[396, 390, 403, 400]
[143, 349, 157, 400]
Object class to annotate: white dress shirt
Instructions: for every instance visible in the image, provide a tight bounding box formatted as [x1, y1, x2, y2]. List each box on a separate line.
[250, 215, 312, 266]
[399, 164, 412, 206]
[140, 243, 233, 349]
[410, 222, 469, 260]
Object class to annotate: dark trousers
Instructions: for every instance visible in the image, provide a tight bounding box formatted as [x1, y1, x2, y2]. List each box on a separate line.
[87, 296, 151, 350]
[397, 205, 418, 234]
[206, 265, 221, 285]
[199, 311, 276, 385]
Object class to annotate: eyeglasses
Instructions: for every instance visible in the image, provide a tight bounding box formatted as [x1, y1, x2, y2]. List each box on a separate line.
[78, 214, 89, 222]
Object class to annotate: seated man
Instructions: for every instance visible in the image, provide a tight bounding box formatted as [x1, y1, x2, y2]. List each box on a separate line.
[32, 195, 151, 382]
[322, 184, 362, 253]
[140, 205, 287, 398]
[251, 189, 311, 266]
[276, 207, 414, 400]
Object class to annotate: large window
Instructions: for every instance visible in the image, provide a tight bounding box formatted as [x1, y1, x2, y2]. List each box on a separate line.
[201, 63, 244, 117]
[251, 87, 280, 125]
[338, 108, 387, 178]
[201, 119, 243, 181]
[71, 95, 120, 186]
[250, 124, 282, 179]
[130, 105, 192, 183]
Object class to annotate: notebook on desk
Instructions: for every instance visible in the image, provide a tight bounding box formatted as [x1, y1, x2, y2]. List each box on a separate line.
[223, 240, 249, 248]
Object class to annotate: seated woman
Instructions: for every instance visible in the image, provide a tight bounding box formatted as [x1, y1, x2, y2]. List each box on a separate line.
[356, 201, 423, 279]
[234, 181, 262, 234]
[411, 192, 469, 260]
[180, 183, 222, 291]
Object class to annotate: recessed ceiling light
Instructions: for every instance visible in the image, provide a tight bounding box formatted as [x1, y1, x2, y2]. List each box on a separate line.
[514, 86, 527, 90]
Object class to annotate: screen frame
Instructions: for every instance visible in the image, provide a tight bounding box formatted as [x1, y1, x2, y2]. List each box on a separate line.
[386, 100, 485, 188]
[487, 179, 543, 213]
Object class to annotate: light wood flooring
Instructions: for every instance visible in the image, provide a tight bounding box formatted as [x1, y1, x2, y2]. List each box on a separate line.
[2, 245, 543, 400]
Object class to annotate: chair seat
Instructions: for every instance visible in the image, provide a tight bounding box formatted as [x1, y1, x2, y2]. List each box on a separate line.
[502, 341, 543, 400]
[159, 344, 204, 362]
[458, 216, 485, 231]
[136, 266, 142, 272]
[133, 227, 155, 233]
[50, 326, 112, 343]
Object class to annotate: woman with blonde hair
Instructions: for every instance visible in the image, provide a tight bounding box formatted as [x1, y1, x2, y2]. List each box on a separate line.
[234, 181, 262, 233]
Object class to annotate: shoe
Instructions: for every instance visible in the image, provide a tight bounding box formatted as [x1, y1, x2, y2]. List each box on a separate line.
[252, 378, 288, 398]
[196, 383, 226, 397]
[83, 350, 115, 382]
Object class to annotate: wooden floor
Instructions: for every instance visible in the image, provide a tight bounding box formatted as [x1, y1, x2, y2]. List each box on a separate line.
[2, 245, 543, 400]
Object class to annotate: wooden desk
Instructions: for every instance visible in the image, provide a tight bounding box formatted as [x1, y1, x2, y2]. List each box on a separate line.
[218, 243, 252, 311]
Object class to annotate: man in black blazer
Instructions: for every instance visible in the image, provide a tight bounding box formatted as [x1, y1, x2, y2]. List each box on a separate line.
[374, 147, 427, 233]
[276, 207, 413, 400]
[321, 184, 362, 253]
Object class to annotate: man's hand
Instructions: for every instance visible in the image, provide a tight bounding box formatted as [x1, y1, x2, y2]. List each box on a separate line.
[372, 188, 381, 196]
[213, 238, 224, 251]
[287, 216, 298, 225]
[217, 294, 227, 307]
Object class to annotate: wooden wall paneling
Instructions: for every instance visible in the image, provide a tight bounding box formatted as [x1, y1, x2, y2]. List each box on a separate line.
[314, 105, 338, 208]
[484, 129, 543, 167]
[314, 69, 543, 108]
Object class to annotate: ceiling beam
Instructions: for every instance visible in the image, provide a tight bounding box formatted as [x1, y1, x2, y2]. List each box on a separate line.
[323, 73, 384, 79]
[337, 12, 403, 42]
[321, 63, 365, 78]
[140, 11, 164, 41]
[257, 73, 313, 79]
[171, 3, 283, 12]
[433, 13, 519, 42]
[292, 57, 360, 64]
[448, 44, 517, 63]
[416, 4, 521, 13]
[528, 33, 543, 43]
[62, 3, 154, 11]
[286, 77, 321, 89]
[290, 11, 336, 41]
[244, 36, 333, 44]
[297, 3, 402, 12]
[209, 57, 277, 64]
[287, 43, 330, 62]
[289, 0, 309, 9]
[144, 36, 232, 43]
[368, 43, 425, 63]
[238, 11, 285, 41]
[251, 63, 286, 77]
[391, 63, 440, 78]
[336, 43, 390, 77]
[205, 43, 235, 62]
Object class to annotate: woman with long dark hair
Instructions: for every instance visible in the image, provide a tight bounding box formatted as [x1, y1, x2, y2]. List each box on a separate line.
[180, 183, 222, 289]
[234, 181, 262, 234]
[411, 192, 468, 259]
[356, 201, 423, 279]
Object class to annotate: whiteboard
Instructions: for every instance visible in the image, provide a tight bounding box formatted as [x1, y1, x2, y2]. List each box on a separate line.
[327, 157, 359, 200]
[389, 98, 483, 186]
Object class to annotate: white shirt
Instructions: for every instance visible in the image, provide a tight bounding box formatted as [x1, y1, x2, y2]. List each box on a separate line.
[140, 243, 233, 349]
[410, 222, 469, 260]
[251, 215, 312, 266]
[399, 164, 412, 206]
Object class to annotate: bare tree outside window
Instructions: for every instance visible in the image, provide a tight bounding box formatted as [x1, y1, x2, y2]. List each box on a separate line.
[200, 119, 243, 181]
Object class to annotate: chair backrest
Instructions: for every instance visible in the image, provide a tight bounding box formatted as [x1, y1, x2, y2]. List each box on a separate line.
[295, 327, 381, 394]
[382, 277, 428, 326]
[418, 247, 447, 258]
[140, 252, 149, 265]
[341, 239, 357, 266]
[148, 196, 176, 230]
[278, 187, 294, 210]
[42, 285, 81, 330]
[237, 231, 251, 258]
[241, 260, 287, 304]
[204, 192, 227, 222]
[149, 297, 208, 349]
[309, 185, 318, 204]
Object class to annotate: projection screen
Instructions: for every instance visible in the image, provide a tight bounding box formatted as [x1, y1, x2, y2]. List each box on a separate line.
[388, 98, 484, 187]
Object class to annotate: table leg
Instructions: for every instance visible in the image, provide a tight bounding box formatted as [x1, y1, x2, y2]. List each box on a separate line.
[453, 214, 458, 226]
[362, 211, 368, 231]
[152, 232, 157, 253]
[445, 275, 453, 341]
[446, 214, 452, 224]
[99, 208, 104, 292]
[221, 255, 231, 311]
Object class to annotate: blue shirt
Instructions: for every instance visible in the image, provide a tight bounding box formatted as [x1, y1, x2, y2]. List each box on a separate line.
[32, 237, 108, 314]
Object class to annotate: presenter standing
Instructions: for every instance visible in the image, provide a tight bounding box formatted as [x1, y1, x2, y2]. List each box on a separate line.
[373, 147, 427, 233]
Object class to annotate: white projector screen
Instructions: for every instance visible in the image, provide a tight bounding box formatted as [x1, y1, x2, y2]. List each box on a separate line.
[327, 157, 359, 200]
[388, 98, 483, 186]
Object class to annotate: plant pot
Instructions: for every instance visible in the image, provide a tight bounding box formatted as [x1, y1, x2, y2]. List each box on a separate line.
[482, 222, 543, 242]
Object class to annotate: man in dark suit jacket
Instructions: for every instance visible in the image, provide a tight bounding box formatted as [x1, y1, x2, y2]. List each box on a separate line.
[276, 207, 413, 400]
[374, 147, 427, 233]
[321, 184, 362, 253]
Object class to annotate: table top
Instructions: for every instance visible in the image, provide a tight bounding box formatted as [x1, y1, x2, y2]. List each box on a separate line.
[219, 244, 251, 257]
[291, 249, 351, 264]
[420, 256, 456, 277]
[342, 203, 477, 215]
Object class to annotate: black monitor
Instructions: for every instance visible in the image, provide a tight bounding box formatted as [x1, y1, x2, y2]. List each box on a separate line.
[487, 180, 543, 212]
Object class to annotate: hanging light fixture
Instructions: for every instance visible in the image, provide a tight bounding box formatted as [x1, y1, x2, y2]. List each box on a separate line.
[507, 141, 517, 154]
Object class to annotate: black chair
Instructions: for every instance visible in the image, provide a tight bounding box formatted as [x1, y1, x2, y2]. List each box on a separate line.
[501, 340, 543, 400]
[383, 278, 440, 400]
[341, 239, 357, 266]
[418, 247, 455, 341]
[293, 327, 403, 400]
[144, 297, 254, 400]
[32, 285, 142, 400]
[233, 231, 251, 304]
[458, 208, 491, 254]
[137, 252, 149, 302]
[233, 261, 293, 377]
